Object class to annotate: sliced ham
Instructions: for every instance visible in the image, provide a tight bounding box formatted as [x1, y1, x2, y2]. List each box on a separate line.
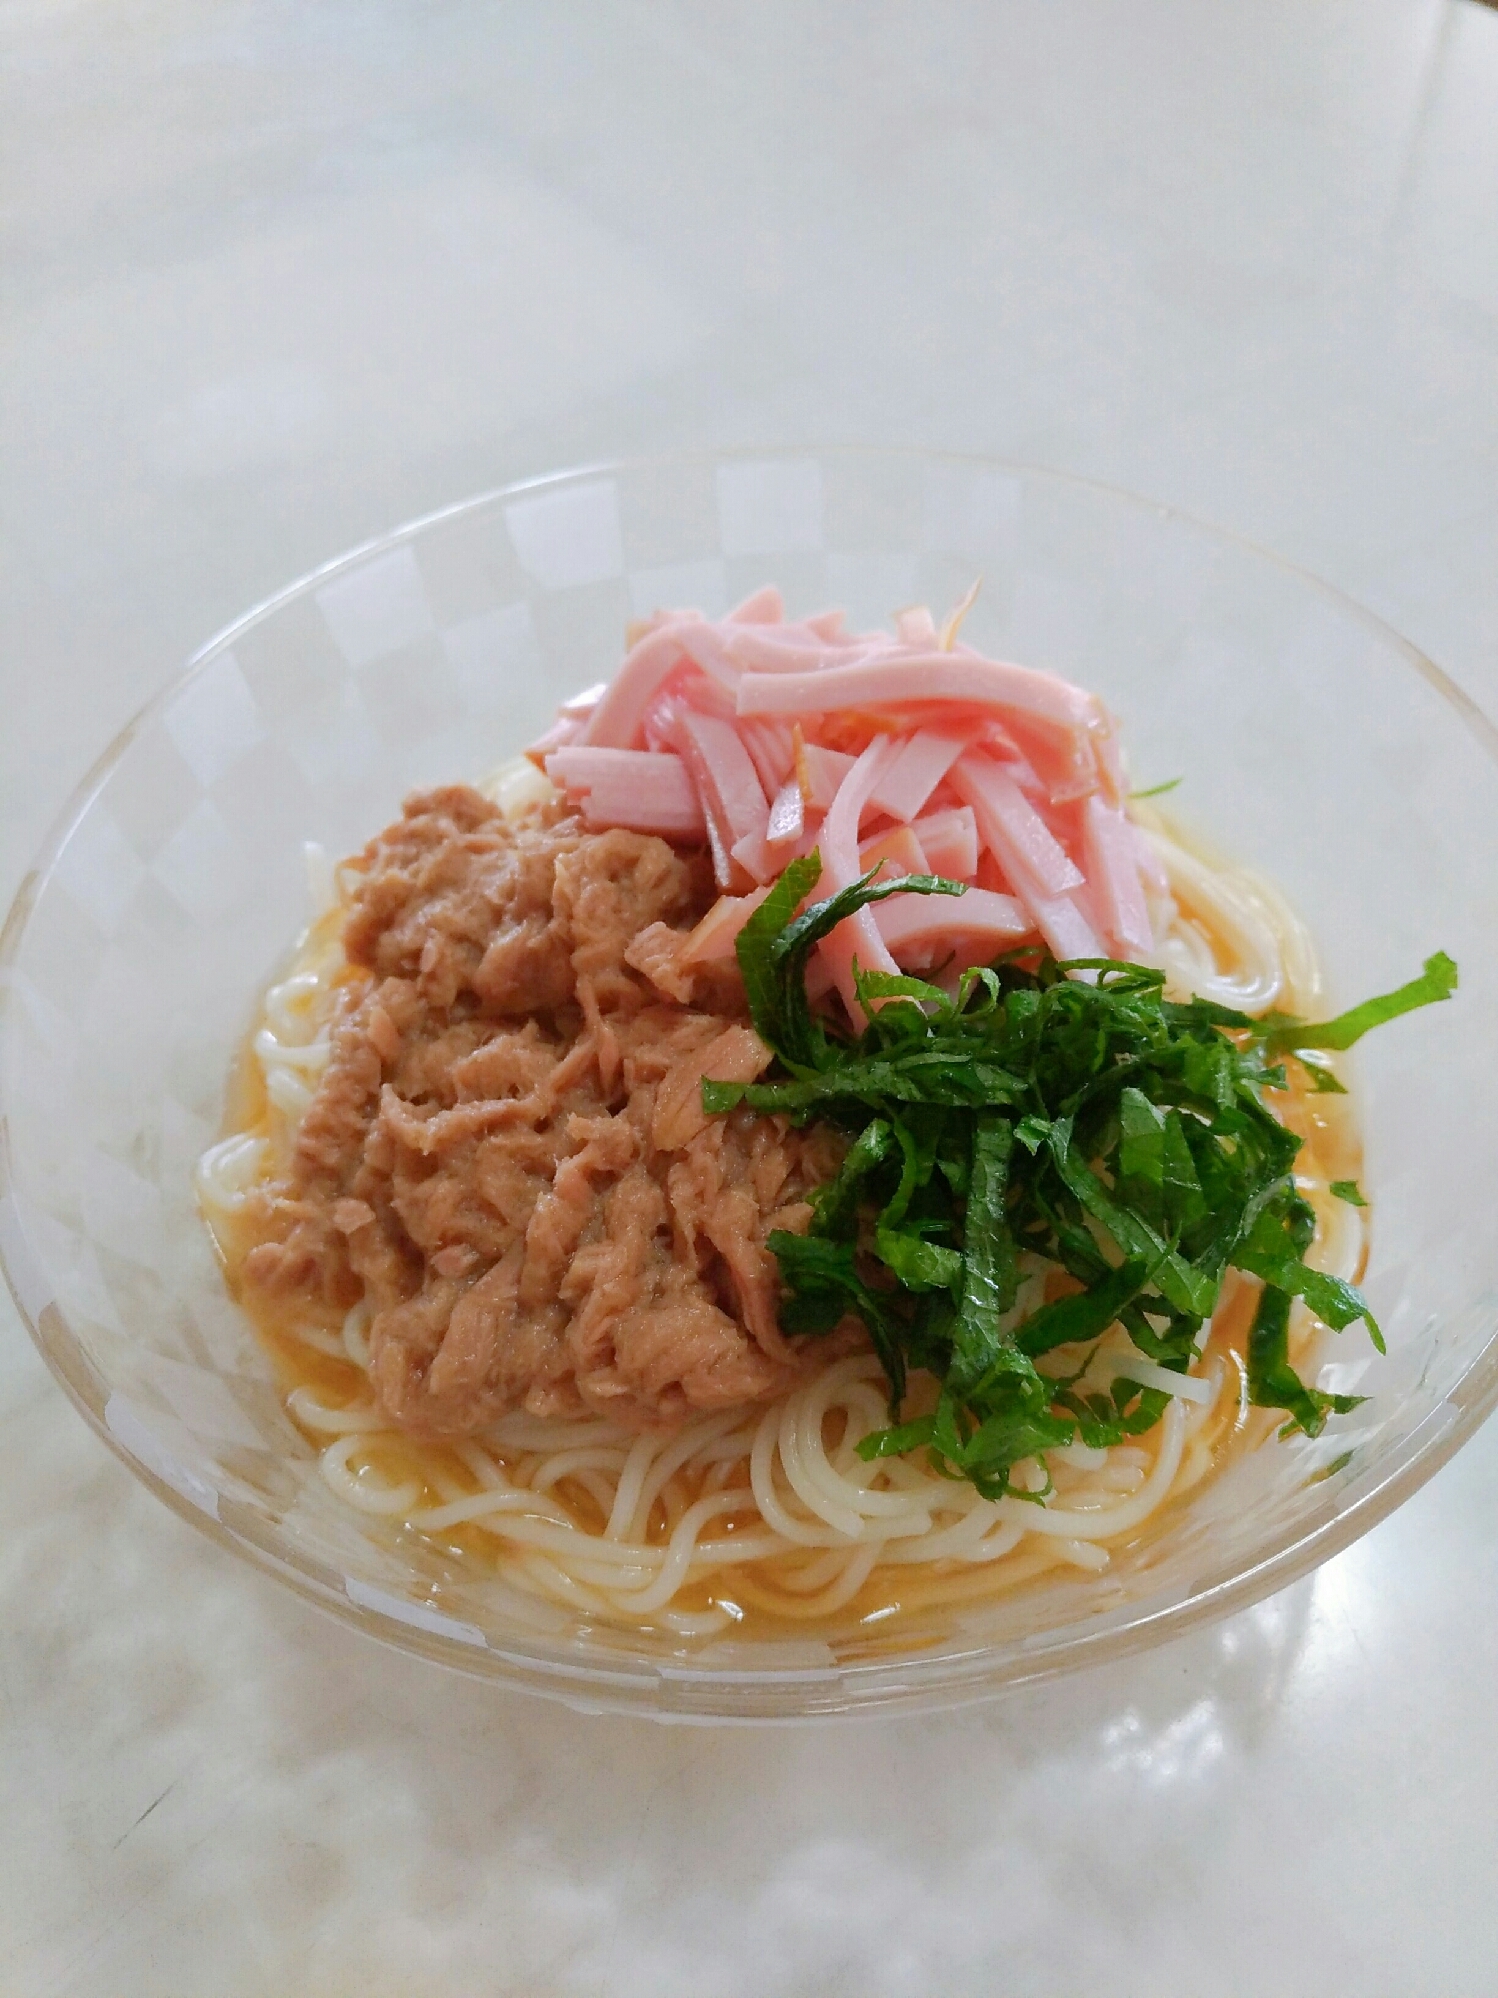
[581, 615, 740, 745]
[765, 777, 805, 848]
[859, 824, 930, 881]
[674, 710, 769, 850]
[949, 753, 1085, 900]
[737, 716, 797, 796]
[525, 714, 584, 766]
[803, 952, 837, 1003]
[1001, 710, 1100, 806]
[797, 739, 858, 811]
[720, 626, 825, 671]
[874, 886, 1027, 962]
[1024, 890, 1104, 963]
[545, 748, 706, 840]
[867, 728, 969, 822]
[729, 829, 781, 885]
[726, 583, 785, 624]
[950, 753, 1103, 962]
[895, 606, 938, 646]
[675, 620, 742, 696]
[735, 651, 1101, 735]
[1081, 794, 1153, 959]
[720, 624, 871, 674]
[1091, 711, 1126, 806]
[580, 623, 694, 749]
[814, 736, 906, 1018]
[680, 886, 775, 963]
[524, 591, 1159, 1004]
[666, 663, 739, 723]
[805, 607, 847, 640]
[911, 805, 978, 880]
[558, 681, 608, 719]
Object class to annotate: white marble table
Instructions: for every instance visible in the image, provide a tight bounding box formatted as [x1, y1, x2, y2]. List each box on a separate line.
[3, 4, 1496, 1991]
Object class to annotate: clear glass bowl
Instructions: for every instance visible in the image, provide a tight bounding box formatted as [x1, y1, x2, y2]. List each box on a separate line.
[4, 449, 1496, 1721]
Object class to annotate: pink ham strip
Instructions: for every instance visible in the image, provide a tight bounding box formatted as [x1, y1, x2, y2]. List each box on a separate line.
[581, 614, 747, 746]
[525, 714, 584, 764]
[738, 716, 797, 795]
[582, 623, 695, 749]
[640, 674, 729, 755]
[815, 735, 906, 1019]
[971, 715, 1028, 762]
[1001, 710, 1100, 805]
[791, 811, 825, 861]
[669, 668, 739, 723]
[730, 835, 772, 883]
[949, 753, 1084, 898]
[867, 728, 969, 822]
[680, 886, 774, 963]
[721, 623, 874, 672]
[859, 824, 930, 880]
[1024, 889, 1104, 962]
[675, 620, 742, 696]
[653, 706, 769, 887]
[736, 651, 1100, 734]
[1081, 794, 1153, 958]
[727, 584, 784, 624]
[765, 777, 804, 846]
[911, 805, 978, 879]
[873, 886, 1028, 961]
[799, 741, 858, 811]
[559, 598, 1139, 983]
[677, 712, 769, 847]
[558, 681, 608, 719]
[1091, 713, 1126, 806]
[804, 954, 837, 1004]
[950, 752, 1103, 961]
[545, 748, 706, 839]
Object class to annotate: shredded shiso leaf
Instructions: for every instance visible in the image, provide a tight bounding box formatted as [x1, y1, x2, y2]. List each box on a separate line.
[703, 851, 1456, 1499]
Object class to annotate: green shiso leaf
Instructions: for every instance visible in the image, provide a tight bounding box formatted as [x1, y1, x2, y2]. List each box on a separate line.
[1016, 1258, 1150, 1358]
[948, 1115, 1020, 1398]
[704, 861, 1454, 1496]
[732, 847, 963, 1074]
[1263, 952, 1457, 1055]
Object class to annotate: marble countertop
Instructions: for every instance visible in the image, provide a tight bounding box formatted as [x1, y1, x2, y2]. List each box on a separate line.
[3, 3, 1496, 1991]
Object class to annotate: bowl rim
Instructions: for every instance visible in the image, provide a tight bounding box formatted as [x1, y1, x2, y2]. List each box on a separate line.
[4, 443, 1497, 1721]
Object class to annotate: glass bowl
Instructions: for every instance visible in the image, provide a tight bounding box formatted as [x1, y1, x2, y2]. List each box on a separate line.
[4, 448, 1496, 1721]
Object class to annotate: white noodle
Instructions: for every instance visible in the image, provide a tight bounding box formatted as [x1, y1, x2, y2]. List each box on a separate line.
[195, 1132, 269, 1213]
[1108, 1354, 1214, 1405]
[1144, 824, 1284, 1012]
